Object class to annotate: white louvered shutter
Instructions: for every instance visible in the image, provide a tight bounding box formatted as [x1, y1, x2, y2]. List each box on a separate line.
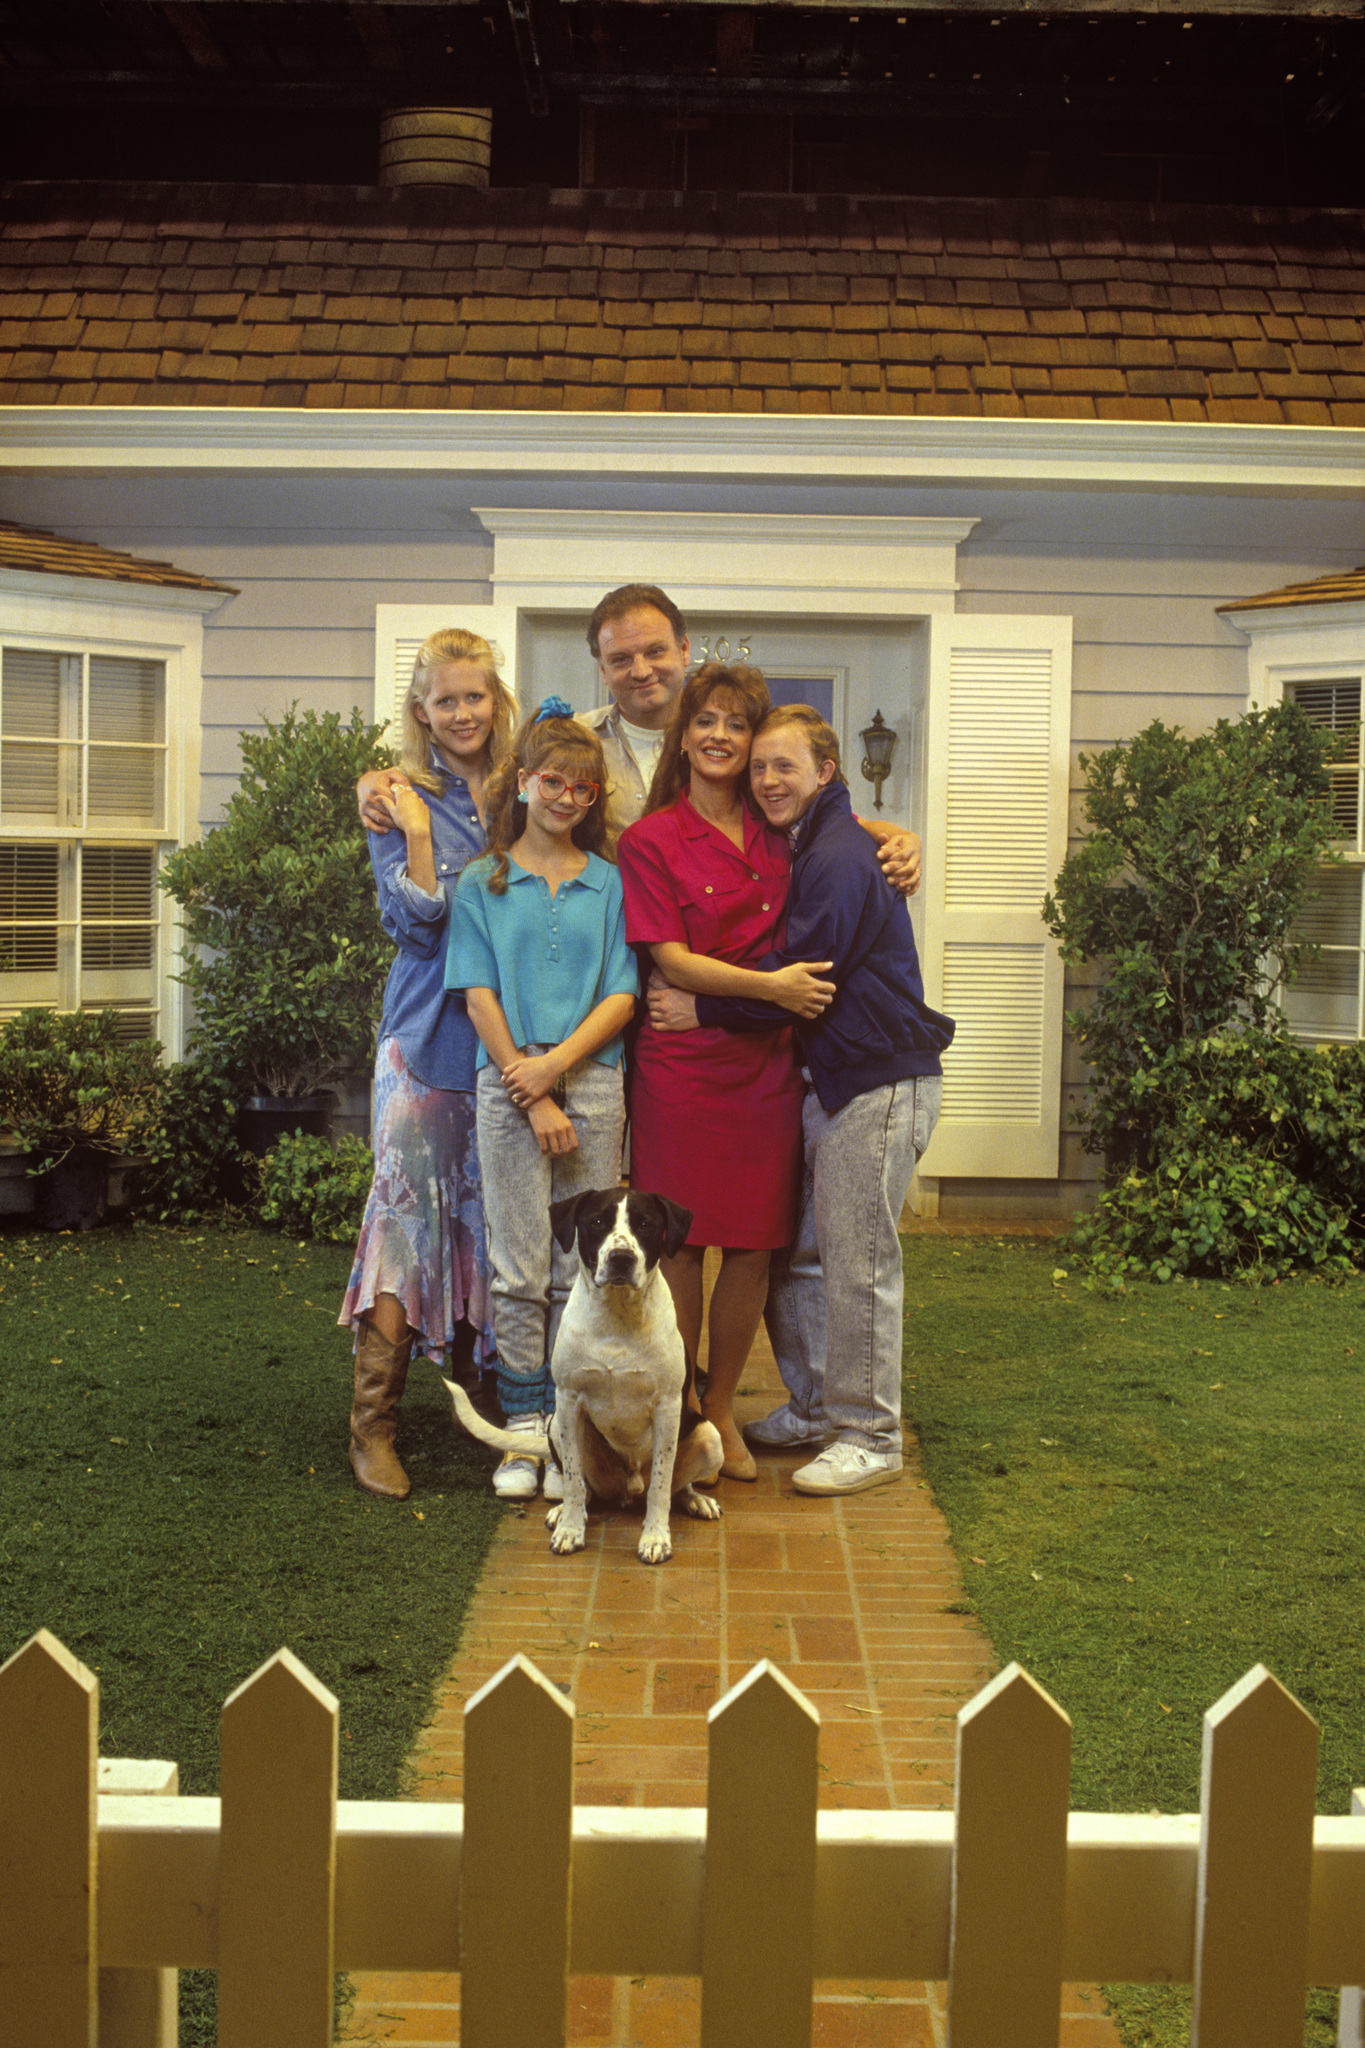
[1281, 678, 1364, 1042]
[920, 615, 1072, 1177]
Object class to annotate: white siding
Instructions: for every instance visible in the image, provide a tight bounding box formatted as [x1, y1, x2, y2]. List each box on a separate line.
[1, 468, 1360, 1213]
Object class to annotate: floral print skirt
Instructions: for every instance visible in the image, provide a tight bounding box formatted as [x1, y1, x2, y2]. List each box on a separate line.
[339, 1037, 493, 1365]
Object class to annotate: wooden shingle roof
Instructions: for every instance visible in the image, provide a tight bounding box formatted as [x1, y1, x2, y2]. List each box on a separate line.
[2, 181, 1364, 424]
[0, 518, 237, 593]
[1218, 568, 1365, 614]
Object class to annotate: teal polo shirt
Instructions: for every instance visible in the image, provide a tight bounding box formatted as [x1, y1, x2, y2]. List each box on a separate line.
[445, 851, 639, 1071]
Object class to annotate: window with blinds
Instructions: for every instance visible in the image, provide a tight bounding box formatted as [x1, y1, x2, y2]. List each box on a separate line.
[0, 646, 166, 1036]
[1282, 677, 1364, 1043]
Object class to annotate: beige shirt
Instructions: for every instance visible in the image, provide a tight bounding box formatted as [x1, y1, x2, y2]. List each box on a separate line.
[578, 700, 654, 836]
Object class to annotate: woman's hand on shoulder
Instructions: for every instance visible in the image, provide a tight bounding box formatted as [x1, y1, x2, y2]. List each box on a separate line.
[358, 768, 408, 834]
[877, 829, 921, 896]
[378, 781, 432, 842]
[527, 1096, 578, 1156]
[768, 962, 836, 1018]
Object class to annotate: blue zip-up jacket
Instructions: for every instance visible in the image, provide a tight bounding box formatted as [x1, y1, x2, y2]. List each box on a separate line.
[695, 779, 954, 1114]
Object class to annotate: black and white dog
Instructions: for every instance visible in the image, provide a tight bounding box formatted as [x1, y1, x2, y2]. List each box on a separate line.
[446, 1187, 724, 1565]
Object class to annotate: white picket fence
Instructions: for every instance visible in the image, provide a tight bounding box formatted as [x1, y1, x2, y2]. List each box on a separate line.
[3, 1629, 1365, 2048]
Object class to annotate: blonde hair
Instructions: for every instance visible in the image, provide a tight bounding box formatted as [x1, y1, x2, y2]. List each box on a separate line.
[479, 712, 610, 894]
[645, 662, 771, 816]
[401, 628, 516, 792]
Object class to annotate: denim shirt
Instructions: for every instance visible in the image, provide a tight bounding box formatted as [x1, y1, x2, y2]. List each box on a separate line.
[371, 768, 485, 1092]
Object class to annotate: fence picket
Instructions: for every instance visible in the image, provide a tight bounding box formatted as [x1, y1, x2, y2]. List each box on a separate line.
[1193, 1663, 1318, 2048]
[97, 1759, 179, 2048]
[948, 1660, 1071, 2048]
[0, 1629, 98, 2048]
[217, 1648, 339, 2048]
[462, 1653, 574, 2048]
[1339, 1791, 1365, 2048]
[13, 1627, 1365, 2045]
[701, 1660, 820, 2048]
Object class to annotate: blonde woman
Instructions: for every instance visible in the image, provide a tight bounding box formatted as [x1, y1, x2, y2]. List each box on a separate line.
[340, 628, 515, 1502]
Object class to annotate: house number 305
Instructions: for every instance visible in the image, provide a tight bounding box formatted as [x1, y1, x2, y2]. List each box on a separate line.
[694, 635, 753, 664]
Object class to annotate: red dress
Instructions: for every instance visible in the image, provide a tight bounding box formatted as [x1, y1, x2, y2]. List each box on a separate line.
[618, 793, 805, 1249]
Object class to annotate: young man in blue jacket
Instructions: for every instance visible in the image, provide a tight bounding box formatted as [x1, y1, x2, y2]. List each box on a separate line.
[648, 705, 954, 1496]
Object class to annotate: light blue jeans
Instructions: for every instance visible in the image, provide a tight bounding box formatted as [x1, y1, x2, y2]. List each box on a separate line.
[476, 1055, 626, 1417]
[765, 1074, 942, 1451]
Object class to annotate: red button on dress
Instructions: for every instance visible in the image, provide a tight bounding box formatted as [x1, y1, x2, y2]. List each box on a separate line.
[618, 791, 804, 1250]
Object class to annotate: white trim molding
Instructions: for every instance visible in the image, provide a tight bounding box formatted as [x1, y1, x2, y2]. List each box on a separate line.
[2, 409, 1364, 494]
[471, 509, 979, 617]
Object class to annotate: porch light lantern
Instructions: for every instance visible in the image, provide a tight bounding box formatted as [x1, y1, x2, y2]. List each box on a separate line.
[858, 709, 897, 811]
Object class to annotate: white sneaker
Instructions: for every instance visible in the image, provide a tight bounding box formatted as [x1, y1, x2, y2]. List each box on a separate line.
[492, 1413, 542, 1501]
[791, 1439, 903, 1497]
[744, 1402, 829, 1451]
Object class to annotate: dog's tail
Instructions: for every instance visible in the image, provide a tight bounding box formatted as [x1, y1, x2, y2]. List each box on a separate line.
[443, 1378, 552, 1461]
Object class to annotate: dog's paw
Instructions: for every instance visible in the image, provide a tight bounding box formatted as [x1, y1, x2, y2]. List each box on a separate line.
[637, 1526, 673, 1565]
[545, 1503, 562, 1531]
[549, 1518, 587, 1555]
[680, 1484, 722, 1522]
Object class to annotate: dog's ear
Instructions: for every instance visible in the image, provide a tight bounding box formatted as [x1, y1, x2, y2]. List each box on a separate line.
[550, 1190, 603, 1253]
[656, 1196, 694, 1260]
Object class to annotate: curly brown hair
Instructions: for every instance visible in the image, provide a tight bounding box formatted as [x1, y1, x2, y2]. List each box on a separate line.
[644, 662, 772, 817]
[479, 712, 611, 894]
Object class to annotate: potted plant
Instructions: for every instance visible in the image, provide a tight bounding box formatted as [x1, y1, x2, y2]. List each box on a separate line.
[159, 705, 394, 1154]
[0, 1007, 166, 1229]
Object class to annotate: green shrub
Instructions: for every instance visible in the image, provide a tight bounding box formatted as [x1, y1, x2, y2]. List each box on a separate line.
[0, 1007, 165, 1169]
[256, 1131, 373, 1244]
[1064, 1031, 1365, 1284]
[159, 706, 394, 1100]
[1041, 705, 1363, 1281]
[1043, 705, 1337, 1172]
[134, 1056, 243, 1221]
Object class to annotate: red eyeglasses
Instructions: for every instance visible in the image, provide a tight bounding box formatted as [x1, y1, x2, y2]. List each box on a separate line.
[528, 771, 600, 808]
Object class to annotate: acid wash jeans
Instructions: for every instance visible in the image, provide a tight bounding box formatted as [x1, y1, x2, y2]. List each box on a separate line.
[476, 1054, 626, 1418]
[765, 1074, 942, 1451]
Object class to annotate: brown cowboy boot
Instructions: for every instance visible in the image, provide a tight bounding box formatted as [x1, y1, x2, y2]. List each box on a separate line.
[348, 1321, 413, 1500]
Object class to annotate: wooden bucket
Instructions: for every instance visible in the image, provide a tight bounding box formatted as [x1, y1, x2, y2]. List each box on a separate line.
[379, 107, 492, 188]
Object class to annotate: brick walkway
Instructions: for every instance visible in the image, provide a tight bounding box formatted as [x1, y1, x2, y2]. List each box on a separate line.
[344, 1232, 1122, 2047]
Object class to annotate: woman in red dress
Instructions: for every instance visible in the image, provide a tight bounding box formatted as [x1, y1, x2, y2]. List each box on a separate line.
[617, 663, 836, 1480]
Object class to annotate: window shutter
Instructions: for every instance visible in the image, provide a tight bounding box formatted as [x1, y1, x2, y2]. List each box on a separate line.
[0, 842, 59, 972]
[1, 646, 72, 821]
[1283, 865, 1364, 1043]
[920, 615, 1072, 1178]
[87, 656, 165, 827]
[1284, 678, 1362, 852]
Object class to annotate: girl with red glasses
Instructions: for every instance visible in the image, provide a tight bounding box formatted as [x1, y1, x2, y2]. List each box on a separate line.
[445, 701, 639, 1501]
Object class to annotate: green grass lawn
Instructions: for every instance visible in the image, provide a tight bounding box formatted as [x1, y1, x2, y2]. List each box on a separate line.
[0, 1218, 502, 2042]
[906, 1234, 1365, 2048]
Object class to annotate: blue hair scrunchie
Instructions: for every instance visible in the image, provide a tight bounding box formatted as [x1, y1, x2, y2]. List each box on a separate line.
[534, 695, 575, 723]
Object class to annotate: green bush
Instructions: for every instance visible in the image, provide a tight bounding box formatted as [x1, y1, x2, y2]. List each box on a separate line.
[134, 1056, 243, 1222]
[1065, 1032, 1365, 1284]
[1043, 705, 1337, 1172]
[1041, 705, 1364, 1281]
[0, 1007, 165, 1169]
[159, 706, 394, 1100]
[255, 1131, 373, 1244]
